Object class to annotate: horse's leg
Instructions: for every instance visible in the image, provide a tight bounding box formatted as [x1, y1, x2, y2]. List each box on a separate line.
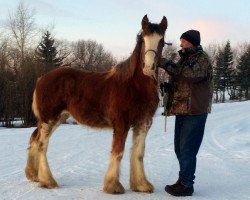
[130, 121, 154, 193]
[103, 121, 129, 194]
[25, 126, 40, 182]
[36, 119, 61, 188]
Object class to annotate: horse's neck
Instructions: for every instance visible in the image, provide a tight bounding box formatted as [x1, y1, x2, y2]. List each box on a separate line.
[111, 41, 143, 81]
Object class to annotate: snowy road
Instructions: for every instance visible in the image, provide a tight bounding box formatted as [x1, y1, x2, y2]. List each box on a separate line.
[0, 101, 250, 200]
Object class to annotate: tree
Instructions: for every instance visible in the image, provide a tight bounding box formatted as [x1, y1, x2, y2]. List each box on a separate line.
[72, 39, 116, 72]
[36, 31, 64, 74]
[0, 64, 18, 127]
[158, 43, 178, 89]
[213, 41, 235, 102]
[213, 49, 225, 102]
[3, 1, 38, 127]
[204, 43, 219, 68]
[17, 53, 38, 126]
[162, 43, 179, 62]
[223, 41, 235, 100]
[0, 37, 20, 127]
[236, 45, 250, 100]
[5, 1, 36, 63]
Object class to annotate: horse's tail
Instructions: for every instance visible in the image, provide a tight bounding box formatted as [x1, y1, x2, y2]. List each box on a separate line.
[32, 89, 41, 120]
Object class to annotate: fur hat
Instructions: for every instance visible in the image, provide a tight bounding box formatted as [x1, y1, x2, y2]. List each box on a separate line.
[180, 30, 200, 46]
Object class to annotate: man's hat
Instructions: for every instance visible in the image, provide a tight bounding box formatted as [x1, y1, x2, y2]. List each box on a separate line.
[180, 30, 200, 46]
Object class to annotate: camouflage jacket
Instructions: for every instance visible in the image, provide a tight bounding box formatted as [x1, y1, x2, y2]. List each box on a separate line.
[162, 45, 213, 115]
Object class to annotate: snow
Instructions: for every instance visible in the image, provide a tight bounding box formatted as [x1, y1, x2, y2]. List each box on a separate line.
[0, 101, 250, 200]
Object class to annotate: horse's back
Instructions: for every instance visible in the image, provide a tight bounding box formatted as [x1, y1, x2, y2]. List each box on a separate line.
[37, 67, 84, 85]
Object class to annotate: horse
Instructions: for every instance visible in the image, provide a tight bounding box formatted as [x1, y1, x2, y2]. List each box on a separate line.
[25, 15, 168, 194]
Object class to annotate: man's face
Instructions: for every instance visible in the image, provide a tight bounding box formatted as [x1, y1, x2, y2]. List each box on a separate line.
[180, 38, 193, 52]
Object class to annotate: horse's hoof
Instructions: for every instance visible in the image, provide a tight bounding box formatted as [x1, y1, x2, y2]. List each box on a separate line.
[25, 168, 39, 182]
[103, 181, 125, 194]
[131, 181, 154, 193]
[39, 180, 58, 189]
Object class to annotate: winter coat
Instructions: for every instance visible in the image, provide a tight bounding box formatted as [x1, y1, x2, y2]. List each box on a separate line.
[162, 45, 213, 115]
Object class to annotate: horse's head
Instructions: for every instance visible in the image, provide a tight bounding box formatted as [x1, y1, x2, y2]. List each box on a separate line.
[140, 15, 168, 79]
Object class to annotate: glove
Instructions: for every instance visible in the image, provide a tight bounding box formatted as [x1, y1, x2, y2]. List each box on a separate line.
[159, 58, 176, 70]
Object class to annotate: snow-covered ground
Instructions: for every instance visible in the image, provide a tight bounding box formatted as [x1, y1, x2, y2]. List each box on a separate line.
[0, 101, 250, 200]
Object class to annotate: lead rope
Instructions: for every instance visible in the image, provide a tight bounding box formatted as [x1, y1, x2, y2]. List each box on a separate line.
[163, 92, 169, 133]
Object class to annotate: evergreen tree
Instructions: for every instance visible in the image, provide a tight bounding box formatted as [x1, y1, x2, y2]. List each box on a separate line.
[18, 55, 38, 127]
[214, 49, 225, 102]
[237, 46, 250, 100]
[213, 41, 235, 102]
[228, 69, 238, 100]
[223, 41, 235, 100]
[36, 31, 64, 74]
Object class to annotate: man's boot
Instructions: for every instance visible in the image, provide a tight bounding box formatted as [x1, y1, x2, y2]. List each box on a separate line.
[165, 178, 194, 196]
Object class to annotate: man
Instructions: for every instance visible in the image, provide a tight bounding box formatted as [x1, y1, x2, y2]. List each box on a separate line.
[160, 29, 213, 196]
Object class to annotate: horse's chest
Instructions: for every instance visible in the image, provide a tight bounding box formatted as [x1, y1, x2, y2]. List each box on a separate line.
[131, 90, 158, 116]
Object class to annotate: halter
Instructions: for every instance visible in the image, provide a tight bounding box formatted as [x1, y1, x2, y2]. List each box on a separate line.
[141, 37, 165, 72]
[144, 39, 167, 56]
[145, 49, 157, 55]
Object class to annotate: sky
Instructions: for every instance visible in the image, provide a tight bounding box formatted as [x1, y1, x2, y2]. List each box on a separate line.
[0, 0, 250, 58]
[0, 101, 250, 199]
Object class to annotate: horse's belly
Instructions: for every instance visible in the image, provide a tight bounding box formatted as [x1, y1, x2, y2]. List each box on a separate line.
[71, 110, 112, 129]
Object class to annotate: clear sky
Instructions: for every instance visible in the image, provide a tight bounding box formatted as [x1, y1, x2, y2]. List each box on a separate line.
[0, 0, 249, 58]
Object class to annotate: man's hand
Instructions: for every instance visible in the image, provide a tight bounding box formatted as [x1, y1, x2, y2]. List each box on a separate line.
[160, 58, 176, 70]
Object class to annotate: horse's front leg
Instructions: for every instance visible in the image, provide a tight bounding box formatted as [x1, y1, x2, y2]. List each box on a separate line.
[130, 120, 154, 193]
[103, 122, 129, 194]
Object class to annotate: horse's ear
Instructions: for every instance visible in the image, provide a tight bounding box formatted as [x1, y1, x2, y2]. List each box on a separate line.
[142, 15, 149, 30]
[160, 16, 168, 31]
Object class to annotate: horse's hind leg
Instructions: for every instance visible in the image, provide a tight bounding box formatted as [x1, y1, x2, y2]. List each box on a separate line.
[25, 127, 40, 182]
[25, 89, 41, 182]
[130, 121, 154, 193]
[36, 120, 61, 188]
[103, 121, 129, 194]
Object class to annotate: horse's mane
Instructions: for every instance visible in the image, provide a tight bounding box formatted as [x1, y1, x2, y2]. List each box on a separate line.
[109, 33, 143, 81]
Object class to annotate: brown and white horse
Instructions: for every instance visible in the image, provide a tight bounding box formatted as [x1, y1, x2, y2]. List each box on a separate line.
[25, 15, 167, 194]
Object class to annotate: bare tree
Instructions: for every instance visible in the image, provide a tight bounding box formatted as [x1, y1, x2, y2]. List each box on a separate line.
[5, 1, 36, 62]
[72, 39, 116, 72]
[54, 39, 72, 66]
[204, 43, 219, 67]
[0, 1, 38, 127]
[0, 37, 20, 127]
[162, 43, 179, 62]
[159, 43, 179, 83]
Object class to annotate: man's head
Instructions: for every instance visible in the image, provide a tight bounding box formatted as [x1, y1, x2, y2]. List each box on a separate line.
[180, 30, 200, 50]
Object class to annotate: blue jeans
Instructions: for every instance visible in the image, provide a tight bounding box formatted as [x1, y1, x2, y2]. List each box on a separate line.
[174, 114, 208, 187]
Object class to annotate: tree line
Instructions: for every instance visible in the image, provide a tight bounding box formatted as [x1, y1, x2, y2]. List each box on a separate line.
[212, 42, 250, 102]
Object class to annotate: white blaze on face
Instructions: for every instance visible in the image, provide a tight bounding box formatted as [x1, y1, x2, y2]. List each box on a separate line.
[143, 33, 163, 77]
